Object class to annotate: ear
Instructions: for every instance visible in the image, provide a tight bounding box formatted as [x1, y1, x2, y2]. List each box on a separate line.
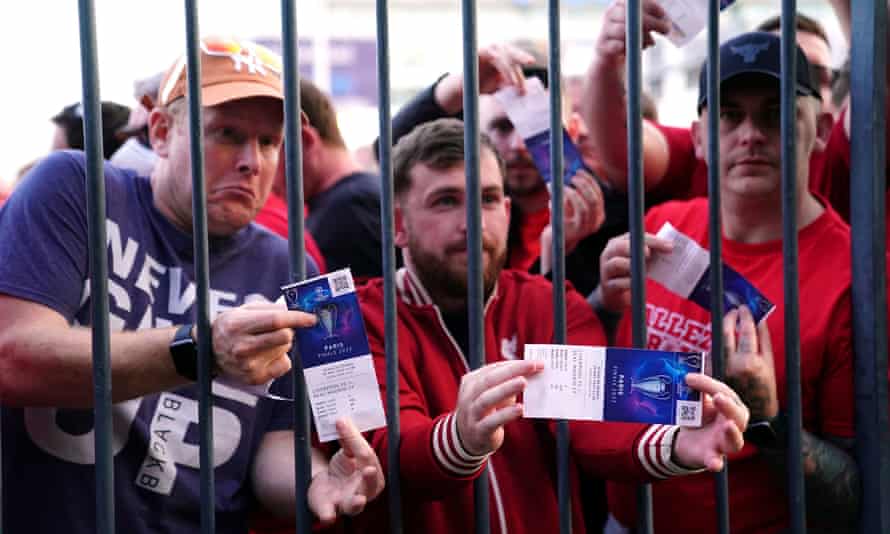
[812, 109, 833, 153]
[148, 108, 174, 158]
[394, 203, 408, 248]
[503, 195, 512, 226]
[690, 118, 706, 161]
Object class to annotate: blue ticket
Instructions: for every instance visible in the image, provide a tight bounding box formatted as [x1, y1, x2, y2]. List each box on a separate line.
[524, 345, 704, 426]
[648, 222, 775, 324]
[282, 268, 385, 442]
[524, 128, 587, 186]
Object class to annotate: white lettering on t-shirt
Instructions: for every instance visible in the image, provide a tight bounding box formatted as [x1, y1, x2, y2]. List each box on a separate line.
[136, 393, 241, 495]
[106, 220, 140, 280]
[134, 253, 167, 298]
[24, 399, 141, 464]
[644, 303, 711, 353]
[167, 267, 196, 315]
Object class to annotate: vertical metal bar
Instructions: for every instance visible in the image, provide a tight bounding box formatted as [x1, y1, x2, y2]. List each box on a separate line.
[704, 2, 730, 533]
[77, 1, 114, 532]
[850, 1, 890, 533]
[182, 3, 215, 533]
[460, 1, 490, 532]
[280, 2, 312, 532]
[779, 6, 806, 534]
[374, 1, 403, 532]
[625, 1, 652, 531]
[546, 1, 571, 533]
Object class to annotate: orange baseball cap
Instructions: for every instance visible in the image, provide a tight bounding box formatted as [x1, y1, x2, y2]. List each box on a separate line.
[157, 36, 284, 107]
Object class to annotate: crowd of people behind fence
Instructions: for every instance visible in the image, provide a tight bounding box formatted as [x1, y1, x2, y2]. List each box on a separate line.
[0, 0, 882, 533]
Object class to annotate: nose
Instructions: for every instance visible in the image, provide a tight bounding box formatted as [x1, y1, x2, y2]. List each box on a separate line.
[736, 115, 769, 147]
[236, 139, 262, 176]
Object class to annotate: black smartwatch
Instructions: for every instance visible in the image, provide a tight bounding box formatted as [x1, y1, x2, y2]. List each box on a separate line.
[744, 411, 788, 451]
[170, 324, 199, 381]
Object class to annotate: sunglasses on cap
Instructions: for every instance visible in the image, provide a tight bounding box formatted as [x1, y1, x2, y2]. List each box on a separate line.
[200, 37, 283, 76]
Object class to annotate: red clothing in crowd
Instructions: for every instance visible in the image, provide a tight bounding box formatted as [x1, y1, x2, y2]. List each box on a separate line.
[507, 206, 551, 272]
[254, 192, 327, 273]
[648, 120, 830, 204]
[609, 199, 855, 534]
[354, 268, 697, 534]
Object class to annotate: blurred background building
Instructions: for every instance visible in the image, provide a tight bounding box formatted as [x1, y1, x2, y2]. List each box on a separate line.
[0, 0, 843, 190]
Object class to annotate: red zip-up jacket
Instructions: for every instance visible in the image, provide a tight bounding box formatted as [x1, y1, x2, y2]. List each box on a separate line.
[354, 268, 694, 534]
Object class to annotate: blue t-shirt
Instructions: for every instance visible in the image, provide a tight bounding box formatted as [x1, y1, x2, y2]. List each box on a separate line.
[0, 151, 317, 534]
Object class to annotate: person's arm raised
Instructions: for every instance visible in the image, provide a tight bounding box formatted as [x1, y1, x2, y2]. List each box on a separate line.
[582, 0, 672, 191]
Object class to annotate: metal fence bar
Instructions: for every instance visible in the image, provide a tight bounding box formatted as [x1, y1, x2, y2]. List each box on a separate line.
[182, 3, 216, 533]
[279, 1, 313, 532]
[77, 1, 114, 532]
[459, 1, 490, 532]
[624, 1, 653, 531]
[704, 2, 730, 533]
[545, 2, 571, 533]
[850, 1, 890, 532]
[374, 2, 403, 533]
[779, 5, 806, 533]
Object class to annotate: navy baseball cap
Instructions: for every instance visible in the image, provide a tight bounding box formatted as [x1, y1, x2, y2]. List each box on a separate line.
[697, 31, 820, 112]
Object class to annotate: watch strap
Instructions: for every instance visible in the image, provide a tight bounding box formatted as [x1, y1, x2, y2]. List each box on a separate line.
[170, 323, 199, 381]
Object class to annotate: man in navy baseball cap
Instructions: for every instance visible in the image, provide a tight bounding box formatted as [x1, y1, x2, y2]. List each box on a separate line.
[698, 31, 821, 112]
[599, 29, 858, 533]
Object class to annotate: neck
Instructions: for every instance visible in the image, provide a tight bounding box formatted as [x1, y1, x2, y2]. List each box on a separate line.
[721, 187, 824, 243]
[150, 164, 192, 234]
[306, 145, 362, 199]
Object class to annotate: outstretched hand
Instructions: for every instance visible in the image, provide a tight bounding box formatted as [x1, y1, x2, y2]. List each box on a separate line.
[672, 373, 750, 471]
[308, 418, 385, 525]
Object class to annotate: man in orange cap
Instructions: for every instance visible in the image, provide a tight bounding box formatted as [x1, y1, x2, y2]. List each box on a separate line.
[0, 37, 382, 533]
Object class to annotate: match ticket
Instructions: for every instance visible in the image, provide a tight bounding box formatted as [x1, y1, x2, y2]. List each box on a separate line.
[493, 77, 586, 186]
[524, 345, 704, 426]
[647, 222, 775, 324]
[657, 0, 737, 46]
[282, 268, 385, 442]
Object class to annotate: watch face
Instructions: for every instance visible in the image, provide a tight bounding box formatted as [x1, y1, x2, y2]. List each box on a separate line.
[745, 421, 778, 450]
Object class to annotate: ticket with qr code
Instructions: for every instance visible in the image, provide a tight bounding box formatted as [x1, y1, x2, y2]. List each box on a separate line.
[657, 0, 737, 46]
[523, 345, 704, 426]
[281, 268, 385, 442]
[493, 77, 586, 186]
[648, 222, 775, 323]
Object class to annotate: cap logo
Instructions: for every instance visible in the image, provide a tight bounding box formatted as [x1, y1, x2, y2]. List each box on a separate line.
[201, 38, 282, 78]
[730, 41, 770, 63]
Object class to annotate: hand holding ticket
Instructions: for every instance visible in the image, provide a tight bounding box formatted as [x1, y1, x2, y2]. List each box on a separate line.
[282, 269, 386, 442]
[647, 222, 775, 323]
[657, 0, 737, 46]
[524, 345, 704, 426]
[493, 77, 587, 186]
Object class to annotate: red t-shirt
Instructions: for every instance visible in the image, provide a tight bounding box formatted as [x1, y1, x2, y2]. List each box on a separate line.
[608, 198, 855, 534]
[507, 206, 551, 272]
[255, 193, 327, 274]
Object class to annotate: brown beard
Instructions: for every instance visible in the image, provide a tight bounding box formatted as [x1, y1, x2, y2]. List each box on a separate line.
[408, 234, 506, 309]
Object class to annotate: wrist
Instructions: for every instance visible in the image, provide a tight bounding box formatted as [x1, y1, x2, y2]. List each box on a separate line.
[744, 411, 787, 451]
[433, 73, 464, 115]
[669, 427, 702, 472]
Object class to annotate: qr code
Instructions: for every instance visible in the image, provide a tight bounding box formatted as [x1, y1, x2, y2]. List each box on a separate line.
[678, 403, 699, 424]
[329, 271, 354, 295]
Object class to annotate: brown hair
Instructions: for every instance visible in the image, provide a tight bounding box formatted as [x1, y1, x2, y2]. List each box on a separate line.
[300, 79, 346, 148]
[392, 118, 505, 198]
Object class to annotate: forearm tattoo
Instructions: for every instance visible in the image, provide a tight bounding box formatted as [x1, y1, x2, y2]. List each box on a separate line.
[761, 431, 860, 531]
